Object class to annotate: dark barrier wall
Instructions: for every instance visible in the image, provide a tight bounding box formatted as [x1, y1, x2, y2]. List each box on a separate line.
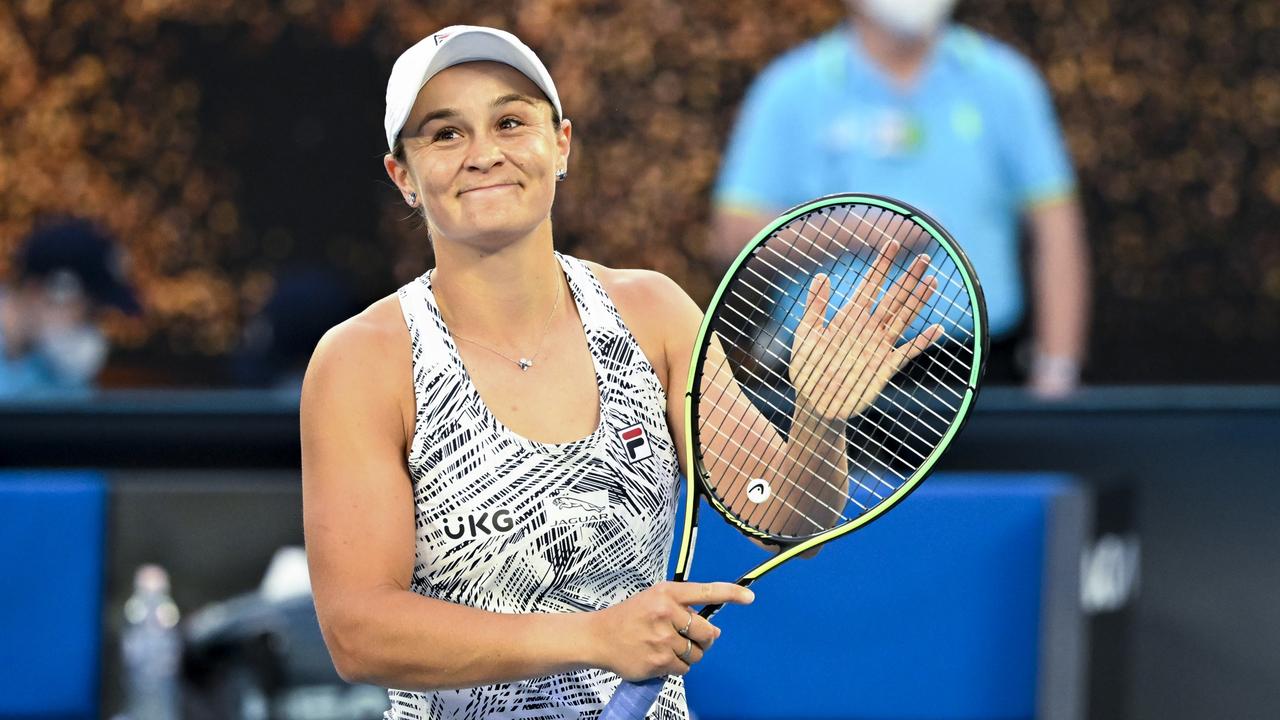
[2, 386, 1279, 719]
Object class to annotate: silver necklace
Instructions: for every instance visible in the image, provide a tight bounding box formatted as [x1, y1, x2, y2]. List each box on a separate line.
[434, 272, 563, 372]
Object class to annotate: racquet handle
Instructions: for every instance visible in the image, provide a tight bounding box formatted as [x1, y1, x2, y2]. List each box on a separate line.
[599, 600, 730, 717]
[600, 676, 666, 720]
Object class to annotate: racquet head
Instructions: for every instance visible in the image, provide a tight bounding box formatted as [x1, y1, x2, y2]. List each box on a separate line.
[601, 194, 988, 720]
[677, 193, 988, 579]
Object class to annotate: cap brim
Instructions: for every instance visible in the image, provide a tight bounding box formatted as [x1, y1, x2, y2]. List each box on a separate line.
[385, 28, 562, 152]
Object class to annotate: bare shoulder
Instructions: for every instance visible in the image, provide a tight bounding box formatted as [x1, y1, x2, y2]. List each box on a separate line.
[581, 261, 704, 389]
[582, 261, 693, 316]
[308, 294, 406, 374]
[582, 261, 702, 346]
[302, 293, 412, 421]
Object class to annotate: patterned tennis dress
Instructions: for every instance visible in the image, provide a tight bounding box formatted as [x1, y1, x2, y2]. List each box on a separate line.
[385, 252, 687, 719]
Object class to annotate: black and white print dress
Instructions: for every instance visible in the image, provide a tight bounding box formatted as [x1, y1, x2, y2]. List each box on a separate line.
[385, 252, 686, 719]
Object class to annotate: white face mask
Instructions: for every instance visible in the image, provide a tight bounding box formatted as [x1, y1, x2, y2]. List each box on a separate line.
[37, 324, 108, 385]
[860, 0, 958, 38]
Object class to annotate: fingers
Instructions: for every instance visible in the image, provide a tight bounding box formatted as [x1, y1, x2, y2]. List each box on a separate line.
[892, 323, 945, 372]
[667, 607, 719, 673]
[791, 274, 831, 372]
[798, 273, 831, 332]
[877, 254, 931, 329]
[673, 607, 721, 650]
[609, 582, 746, 681]
[884, 275, 938, 345]
[852, 239, 901, 308]
[670, 581, 755, 607]
[824, 241, 902, 343]
[671, 633, 704, 668]
[830, 240, 907, 341]
[804, 250, 938, 347]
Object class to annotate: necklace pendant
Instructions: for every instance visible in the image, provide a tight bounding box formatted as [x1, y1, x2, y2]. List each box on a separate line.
[518, 358, 533, 371]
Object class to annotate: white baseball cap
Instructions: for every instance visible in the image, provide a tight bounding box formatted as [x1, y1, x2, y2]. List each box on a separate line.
[383, 25, 563, 153]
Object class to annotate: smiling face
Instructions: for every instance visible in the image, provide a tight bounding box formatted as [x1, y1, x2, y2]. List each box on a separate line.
[386, 61, 570, 252]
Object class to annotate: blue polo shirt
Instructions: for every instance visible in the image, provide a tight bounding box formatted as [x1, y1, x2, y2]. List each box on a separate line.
[0, 298, 93, 398]
[714, 25, 1076, 339]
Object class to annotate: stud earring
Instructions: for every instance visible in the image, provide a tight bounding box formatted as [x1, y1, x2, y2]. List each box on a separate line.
[407, 191, 417, 206]
[555, 169, 567, 182]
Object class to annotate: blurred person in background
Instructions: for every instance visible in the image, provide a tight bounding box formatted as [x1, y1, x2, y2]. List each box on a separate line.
[0, 218, 139, 397]
[710, 0, 1090, 398]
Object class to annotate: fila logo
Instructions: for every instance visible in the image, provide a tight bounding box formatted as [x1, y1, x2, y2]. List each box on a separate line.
[433, 33, 451, 45]
[618, 423, 652, 463]
[441, 508, 515, 540]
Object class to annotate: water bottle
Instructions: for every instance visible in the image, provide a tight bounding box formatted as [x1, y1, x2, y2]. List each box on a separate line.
[121, 564, 182, 720]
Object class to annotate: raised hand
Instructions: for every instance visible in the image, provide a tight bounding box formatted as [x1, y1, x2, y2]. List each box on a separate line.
[789, 240, 944, 421]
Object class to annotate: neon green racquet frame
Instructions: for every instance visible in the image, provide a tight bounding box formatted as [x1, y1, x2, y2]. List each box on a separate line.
[672, 192, 987, 586]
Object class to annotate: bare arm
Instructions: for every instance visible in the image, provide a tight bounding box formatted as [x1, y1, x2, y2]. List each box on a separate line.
[1026, 197, 1090, 397]
[301, 314, 594, 689]
[709, 204, 848, 532]
[302, 308, 751, 689]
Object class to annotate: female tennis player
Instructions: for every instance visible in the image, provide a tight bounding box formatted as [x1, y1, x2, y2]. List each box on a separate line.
[301, 25, 939, 720]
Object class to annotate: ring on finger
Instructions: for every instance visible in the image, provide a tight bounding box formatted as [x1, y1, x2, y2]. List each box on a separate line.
[678, 610, 693, 637]
[679, 637, 692, 662]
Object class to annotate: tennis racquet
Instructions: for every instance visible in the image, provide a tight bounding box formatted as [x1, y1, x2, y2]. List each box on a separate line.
[600, 193, 988, 719]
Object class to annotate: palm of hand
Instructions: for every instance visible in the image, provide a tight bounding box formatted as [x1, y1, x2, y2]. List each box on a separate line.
[788, 241, 943, 422]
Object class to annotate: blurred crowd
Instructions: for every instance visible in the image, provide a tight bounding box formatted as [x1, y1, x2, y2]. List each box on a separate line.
[0, 218, 356, 397]
[1, 0, 1276, 394]
[0, 218, 136, 396]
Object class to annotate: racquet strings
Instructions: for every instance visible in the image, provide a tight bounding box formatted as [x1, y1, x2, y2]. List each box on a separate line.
[697, 203, 979, 540]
